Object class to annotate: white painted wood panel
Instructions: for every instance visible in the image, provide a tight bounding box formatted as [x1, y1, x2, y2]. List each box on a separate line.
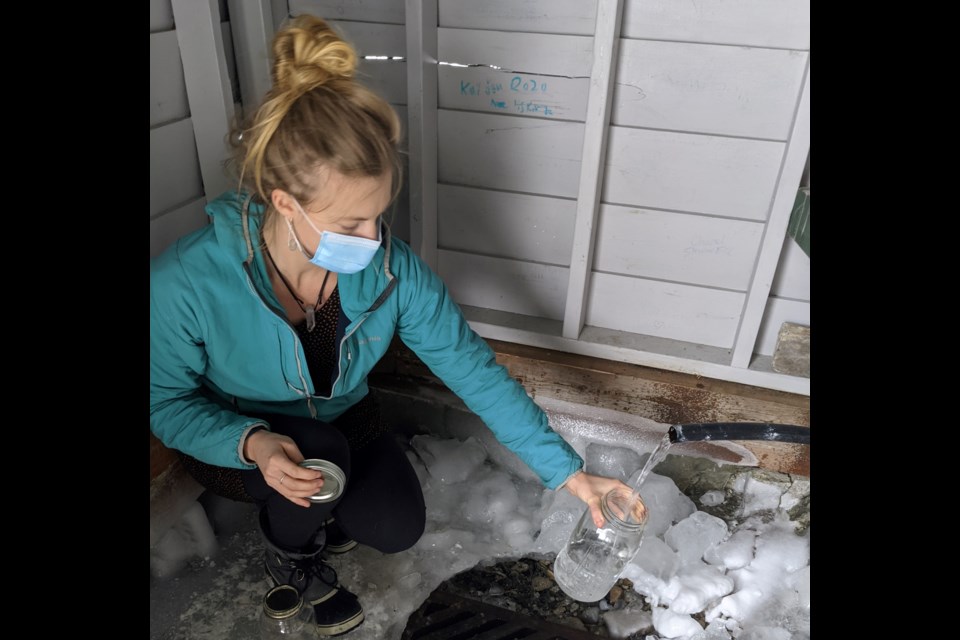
[439, 66, 587, 121]
[755, 297, 809, 356]
[439, 0, 595, 36]
[771, 235, 810, 301]
[437, 185, 576, 265]
[290, 0, 404, 24]
[331, 20, 405, 55]
[603, 127, 784, 220]
[585, 272, 745, 349]
[150, 118, 204, 218]
[150, 31, 189, 127]
[439, 250, 568, 321]
[151, 0, 174, 32]
[612, 40, 808, 140]
[330, 20, 407, 105]
[594, 204, 764, 291]
[151, 198, 209, 258]
[438, 29, 593, 78]
[438, 111, 584, 198]
[437, 28, 590, 121]
[621, 0, 810, 50]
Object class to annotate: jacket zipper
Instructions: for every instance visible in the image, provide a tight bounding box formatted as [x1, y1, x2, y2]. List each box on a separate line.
[241, 263, 318, 417]
[329, 275, 397, 397]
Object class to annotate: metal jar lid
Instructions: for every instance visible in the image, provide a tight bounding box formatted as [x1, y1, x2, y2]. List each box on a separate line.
[299, 458, 346, 503]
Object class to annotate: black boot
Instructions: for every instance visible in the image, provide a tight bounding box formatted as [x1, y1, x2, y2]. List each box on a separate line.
[259, 509, 364, 636]
[324, 517, 358, 554]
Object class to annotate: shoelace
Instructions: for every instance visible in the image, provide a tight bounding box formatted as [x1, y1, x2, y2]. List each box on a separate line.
[278, 553, 339, 590]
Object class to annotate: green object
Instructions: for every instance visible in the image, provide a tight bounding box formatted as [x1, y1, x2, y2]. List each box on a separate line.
[787, 188, 810, 257]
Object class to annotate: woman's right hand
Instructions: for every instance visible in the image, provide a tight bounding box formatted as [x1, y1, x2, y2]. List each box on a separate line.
[244, 430, 324, 507]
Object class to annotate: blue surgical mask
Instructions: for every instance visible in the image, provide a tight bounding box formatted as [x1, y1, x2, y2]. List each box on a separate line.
[285, 200, 382, 274]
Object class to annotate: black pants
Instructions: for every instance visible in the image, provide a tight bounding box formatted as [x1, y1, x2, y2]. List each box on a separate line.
[230, 413, 425, 553]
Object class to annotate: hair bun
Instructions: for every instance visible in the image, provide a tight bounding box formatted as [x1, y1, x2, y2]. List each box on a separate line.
[272, 15, 357, 94]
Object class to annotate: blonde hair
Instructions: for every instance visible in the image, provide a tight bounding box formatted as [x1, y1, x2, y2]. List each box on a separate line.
[229, 15, 402, 219]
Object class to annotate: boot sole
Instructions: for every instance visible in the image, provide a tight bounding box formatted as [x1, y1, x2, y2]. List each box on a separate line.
[316, 608, 364, 636]
[326, 539, 358, 554]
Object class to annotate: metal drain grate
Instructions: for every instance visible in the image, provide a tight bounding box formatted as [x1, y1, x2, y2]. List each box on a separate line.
[401, 590, 602, 640]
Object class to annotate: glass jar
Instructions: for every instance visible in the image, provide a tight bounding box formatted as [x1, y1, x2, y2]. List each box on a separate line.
[259, 584, 316, 639]
[553, 488, 648, 602]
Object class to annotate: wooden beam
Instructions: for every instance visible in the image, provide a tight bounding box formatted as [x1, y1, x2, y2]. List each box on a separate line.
[405, 0, 439, 269]
[563, 0, 625, 340]
[227, 0, 275, 119]
[731, 66, 811, 368]
[171, 0, 236, 201]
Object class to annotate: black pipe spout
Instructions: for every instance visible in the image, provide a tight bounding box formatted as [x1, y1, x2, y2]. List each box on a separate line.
[668, 423, 809, 445]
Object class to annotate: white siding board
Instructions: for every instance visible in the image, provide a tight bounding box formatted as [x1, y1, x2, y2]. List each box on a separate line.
[621, 0, 810, 50]
[439, 66, 587, 121]
[439, 0, 596, 36]
[436, 28, 591, 121]
[439, 250, 568, 321]
[438, 111, 584, 199]
[290, 0, 404, 24]
[437, 185, 576, 265]
[330, 21, 407, 104]
[356, 63, 407, 105]
[770, 235, 810, 301]
[585, 272, 745, 349]
[755, 297, 809, 356]
[612, 40, 808, 140]
[151, 0, 175, 32]
[438, 29, 593, 77]
[150, 31, 189, 127]
[151, 198, 210, 258]
[331, 20, 405, 54]
[150, 119, 204, 218]
[603, 127, 784, 220]
[594, 205, 764, 291]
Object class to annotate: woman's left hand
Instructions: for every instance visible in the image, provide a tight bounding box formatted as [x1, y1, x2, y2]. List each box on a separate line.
[563, 471, 647, 528]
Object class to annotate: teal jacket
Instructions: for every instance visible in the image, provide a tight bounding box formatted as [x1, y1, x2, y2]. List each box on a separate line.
[150, 192, 584, 489]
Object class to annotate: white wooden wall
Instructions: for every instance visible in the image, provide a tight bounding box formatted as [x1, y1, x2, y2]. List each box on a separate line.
[149, 0, 271, 258]
[175, 0, 811, 394]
